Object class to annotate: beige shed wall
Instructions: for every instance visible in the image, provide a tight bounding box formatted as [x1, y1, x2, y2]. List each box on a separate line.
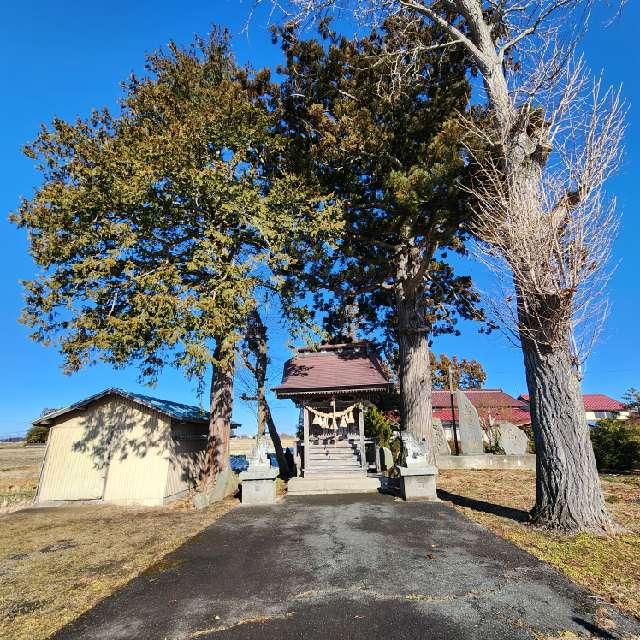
[165, 436, 206, 499]
[100, 396, 172, 506]
[38, 416, 106, 502]
[37, 395, 175, 506]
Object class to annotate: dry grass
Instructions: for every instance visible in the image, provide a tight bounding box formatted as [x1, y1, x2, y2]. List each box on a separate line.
[438, 470, 640, 620]
[0, 444, 45, 512]
[0, 498, 237, 640]
[0, 442, 238, 640]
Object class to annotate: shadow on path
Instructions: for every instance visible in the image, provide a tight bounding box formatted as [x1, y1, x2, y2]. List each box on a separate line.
[52, 493, 639, 640]
[437, 489, 531, 523]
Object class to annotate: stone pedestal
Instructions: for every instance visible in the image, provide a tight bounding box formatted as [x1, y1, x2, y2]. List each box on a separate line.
[239, 466, 279, 505]
[399, 465, 439, 502]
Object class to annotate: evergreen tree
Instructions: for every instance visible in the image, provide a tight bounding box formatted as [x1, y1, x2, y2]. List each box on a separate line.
[276, 16, 483, 455]
[12, 30, 340, 483]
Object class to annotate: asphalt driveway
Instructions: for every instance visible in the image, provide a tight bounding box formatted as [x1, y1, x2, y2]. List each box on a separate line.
[53, 493, 639, 640]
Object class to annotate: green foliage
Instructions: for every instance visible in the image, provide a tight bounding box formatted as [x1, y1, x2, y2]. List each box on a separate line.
[389, 437, 402, 466]
[623, 388, 640, 414]
[25, 425, 49, 444]
[483, 427, 505, 455]
[590, 419, 640, 472]
[430, 353, 487, 390]
[522, 426, 537, 454]
[275, 16, 484, 356]
[364, 406, 393, 447]
[12, 29, 341, 386]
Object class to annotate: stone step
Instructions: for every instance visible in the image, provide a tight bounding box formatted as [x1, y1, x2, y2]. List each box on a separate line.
[309, 458, 360, 467]
[304, 467, 366, 476]
[307, 467, 362, 474]
[307, 457, 361, 464]
[287, 475, 382, 495]
[308, 451, 358, 459]
[309, 440, 354, 449]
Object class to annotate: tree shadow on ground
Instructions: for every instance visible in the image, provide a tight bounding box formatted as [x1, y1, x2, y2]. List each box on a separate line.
[573, 617, 617, 639]
[437, 489, 531, 523]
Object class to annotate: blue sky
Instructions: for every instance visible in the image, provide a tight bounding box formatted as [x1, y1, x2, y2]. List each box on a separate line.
[1, 1, 638, 438]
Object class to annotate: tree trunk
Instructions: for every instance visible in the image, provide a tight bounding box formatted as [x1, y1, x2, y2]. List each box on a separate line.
[521, 334, 614, 533]
[203, 337, 234, 484]
[248, 308, 290, 478]
[397, 294, 435, 463]
[452, 0, 616, 533]
[265, 402, 291, 478]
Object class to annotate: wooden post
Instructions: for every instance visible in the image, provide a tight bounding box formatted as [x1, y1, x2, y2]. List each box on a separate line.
[303, 405, 310, 475]
[358, 403, 365, 471]
[448, 365, 460, 455]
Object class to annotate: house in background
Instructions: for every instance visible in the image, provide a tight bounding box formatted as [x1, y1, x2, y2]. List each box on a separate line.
[432, 389, 531, 428]
[34, 388, 237, 506]
[518, 393, 630, 425]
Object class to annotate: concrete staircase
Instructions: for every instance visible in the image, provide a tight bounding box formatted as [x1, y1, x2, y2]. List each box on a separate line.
[287, 474, 382, 496]
[304, 439, 364, 477]
[287, 438, 382, 496]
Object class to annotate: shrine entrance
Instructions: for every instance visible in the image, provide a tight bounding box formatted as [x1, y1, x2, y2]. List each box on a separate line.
[301, 397, 366, 476]
[274, 342, 393, 492]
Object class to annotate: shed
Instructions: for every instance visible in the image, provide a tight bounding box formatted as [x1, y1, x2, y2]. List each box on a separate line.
[33, 388, 215, 506]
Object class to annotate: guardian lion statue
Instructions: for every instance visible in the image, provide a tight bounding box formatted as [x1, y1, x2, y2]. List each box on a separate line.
[401, 432, 428, 466]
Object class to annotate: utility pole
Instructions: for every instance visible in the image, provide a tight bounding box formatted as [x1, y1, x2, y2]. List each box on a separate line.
[448, 365, 460, 455]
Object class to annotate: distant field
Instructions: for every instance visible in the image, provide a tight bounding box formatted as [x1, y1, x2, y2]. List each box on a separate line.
[0, 444, 45, 512]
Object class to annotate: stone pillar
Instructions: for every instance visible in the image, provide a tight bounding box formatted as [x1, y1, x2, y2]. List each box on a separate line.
[303, 405, 310, 475]
[358, 403, 366, 470]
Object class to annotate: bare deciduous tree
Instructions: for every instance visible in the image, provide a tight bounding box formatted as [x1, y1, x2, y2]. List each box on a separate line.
[264, 0, 627, 532]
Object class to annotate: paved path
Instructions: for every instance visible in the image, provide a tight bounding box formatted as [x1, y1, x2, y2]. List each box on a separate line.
[54, 494, 639, 640]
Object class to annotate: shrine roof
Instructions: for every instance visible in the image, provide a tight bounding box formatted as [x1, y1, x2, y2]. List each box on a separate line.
[273, 343, 392, 398]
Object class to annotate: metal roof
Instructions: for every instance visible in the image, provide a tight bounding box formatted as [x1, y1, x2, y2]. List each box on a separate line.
[33, 388, 211, 425]
[274, 343, 392, 398]
[519, 393, 626, 412]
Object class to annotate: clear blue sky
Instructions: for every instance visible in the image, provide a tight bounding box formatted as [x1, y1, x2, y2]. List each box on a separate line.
[1, 1, 638, 438]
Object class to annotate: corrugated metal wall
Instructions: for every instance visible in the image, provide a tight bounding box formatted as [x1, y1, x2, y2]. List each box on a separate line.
[37, 395, 175, 506]
[38, 417, 106, 501]
[165, 433, 206, 499]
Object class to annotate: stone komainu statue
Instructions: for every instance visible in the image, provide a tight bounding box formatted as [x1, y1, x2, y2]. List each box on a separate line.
[251, 434, 270, 467]
[401, 432, 428, 466]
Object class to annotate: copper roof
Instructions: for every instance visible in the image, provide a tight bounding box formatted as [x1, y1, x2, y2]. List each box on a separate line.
[274, 343, 392, 397]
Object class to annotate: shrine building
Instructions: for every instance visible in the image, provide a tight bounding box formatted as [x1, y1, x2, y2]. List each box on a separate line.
[273, 342, 393, 494]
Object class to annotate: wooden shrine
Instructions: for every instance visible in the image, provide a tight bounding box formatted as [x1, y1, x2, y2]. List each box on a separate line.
[274, 342, 393, 478]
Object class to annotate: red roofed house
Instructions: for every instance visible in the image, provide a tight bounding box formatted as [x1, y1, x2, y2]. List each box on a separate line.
[519, 393, 630, 424]
[432, 389, 531, 427]
[274, 342, 393, 490]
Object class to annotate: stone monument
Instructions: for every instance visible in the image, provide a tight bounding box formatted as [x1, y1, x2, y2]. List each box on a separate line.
[380, 446, 394, 471]
[497, 422, 530, 455]
[455, 391, 485, 455]
[432, 417, 451, 456]
[239, 434, 279, 505]
[398, 433, 439, 501]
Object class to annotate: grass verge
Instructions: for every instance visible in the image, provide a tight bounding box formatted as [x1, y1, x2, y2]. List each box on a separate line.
[438, 470, 640, 621]
[0, 498, 237, 640]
